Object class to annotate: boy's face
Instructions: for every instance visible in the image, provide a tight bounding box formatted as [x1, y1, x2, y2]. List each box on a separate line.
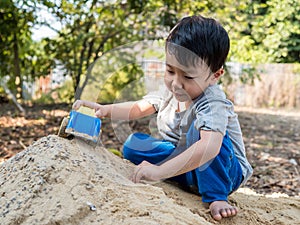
[164, 52, 220, 102]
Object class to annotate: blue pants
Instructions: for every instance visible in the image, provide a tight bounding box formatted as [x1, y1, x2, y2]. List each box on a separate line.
[123, 124, 243, 203]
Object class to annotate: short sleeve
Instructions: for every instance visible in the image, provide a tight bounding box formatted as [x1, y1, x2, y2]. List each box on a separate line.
[193, 86, 232, 135]
[143, 85, 168, 112]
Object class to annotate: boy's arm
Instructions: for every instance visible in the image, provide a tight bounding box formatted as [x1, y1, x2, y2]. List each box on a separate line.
[131, 130, 223, 182]
[103, 100, 156, 120]
[73, 99, 156, 120]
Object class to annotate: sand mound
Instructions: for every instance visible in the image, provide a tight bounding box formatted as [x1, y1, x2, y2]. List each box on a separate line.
[1, 135, 299, 225]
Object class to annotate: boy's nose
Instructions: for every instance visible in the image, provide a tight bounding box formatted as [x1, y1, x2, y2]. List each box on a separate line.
[172, 75, 183, 89]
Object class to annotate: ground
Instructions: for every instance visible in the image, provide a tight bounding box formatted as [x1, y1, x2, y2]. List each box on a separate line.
[1, 135, 299, 225]
[1, 103, 299, 197]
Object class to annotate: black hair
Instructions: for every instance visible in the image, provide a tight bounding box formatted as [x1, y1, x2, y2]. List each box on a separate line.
[166, 15, 230, 73]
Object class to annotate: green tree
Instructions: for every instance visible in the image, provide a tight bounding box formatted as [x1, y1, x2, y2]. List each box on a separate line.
[188, 0, 299, 84]
[41, 0, 193, 100]
[0, 0, 54, 101]
[2, 0, 299, 103]
[0, 0, 31, 99]
[222, 0, 300, 64]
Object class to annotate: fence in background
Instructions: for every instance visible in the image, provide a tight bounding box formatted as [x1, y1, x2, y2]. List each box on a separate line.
[142, 61, 300, 108]
[225, 63, 300, 108]
[24, 60, 300, 108]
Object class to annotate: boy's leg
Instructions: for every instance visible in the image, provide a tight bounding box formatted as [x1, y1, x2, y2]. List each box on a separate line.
[193, 133, 243, 202]
[123, 132, 195, 185]
[186, 123, 243, 220]
[123, 132, 176, 165]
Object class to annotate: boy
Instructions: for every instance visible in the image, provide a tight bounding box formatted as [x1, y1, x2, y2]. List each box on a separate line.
[73, 15, 253, 221]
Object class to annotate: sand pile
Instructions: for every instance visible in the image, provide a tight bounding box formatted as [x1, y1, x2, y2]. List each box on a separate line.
[1, 135, 300, 225]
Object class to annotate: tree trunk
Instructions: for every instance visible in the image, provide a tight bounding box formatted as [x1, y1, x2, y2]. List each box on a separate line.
[13, 33, 22, 101]
[1, 81, 25, 113]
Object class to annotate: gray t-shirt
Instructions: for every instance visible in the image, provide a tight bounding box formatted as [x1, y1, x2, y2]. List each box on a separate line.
[143, 84, 253, 185]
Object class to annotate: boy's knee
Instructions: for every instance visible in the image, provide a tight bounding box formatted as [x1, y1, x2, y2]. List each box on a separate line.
[123, 133, 149, 161]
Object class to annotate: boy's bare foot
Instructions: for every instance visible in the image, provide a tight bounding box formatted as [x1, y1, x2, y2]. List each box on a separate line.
[209, 201, 238, 221]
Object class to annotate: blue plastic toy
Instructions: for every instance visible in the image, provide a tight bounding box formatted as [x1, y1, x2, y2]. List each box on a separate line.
[58, 110, 101, 143]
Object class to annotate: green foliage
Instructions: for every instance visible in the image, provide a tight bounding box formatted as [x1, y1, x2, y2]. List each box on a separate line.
[98, 63, 146, 103]
[41, 0, 195, 98]
[1, 0, 299, 101]
[33, 92, 55, 104]
[227, 0, 300, 64]
[0, 0, 55, 99]
[33, 78, 74, 104]
[55, 79, 74, 103]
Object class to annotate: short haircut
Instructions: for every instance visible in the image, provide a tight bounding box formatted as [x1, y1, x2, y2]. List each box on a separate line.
[166, 15, 230, 73]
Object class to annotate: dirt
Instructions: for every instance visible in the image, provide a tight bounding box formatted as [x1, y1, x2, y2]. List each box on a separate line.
[1, 103, 299, 197]
[1, 135, 300, 225]
[0, 103, 300, 224]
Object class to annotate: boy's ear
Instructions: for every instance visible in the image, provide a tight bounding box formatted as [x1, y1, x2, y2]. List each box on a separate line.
[209, 68, 224, 84]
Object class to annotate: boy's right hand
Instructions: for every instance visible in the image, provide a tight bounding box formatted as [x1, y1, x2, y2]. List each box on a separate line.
[72, 99, 110, 118]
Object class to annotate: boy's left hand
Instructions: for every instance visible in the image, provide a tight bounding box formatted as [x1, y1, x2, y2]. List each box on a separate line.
[131, 160, 162, 183]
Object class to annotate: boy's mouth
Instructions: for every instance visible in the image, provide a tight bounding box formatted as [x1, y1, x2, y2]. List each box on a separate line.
[172, 88, 186, 96]
[174, 91, 185, 97]
[173, 90, 189, 101]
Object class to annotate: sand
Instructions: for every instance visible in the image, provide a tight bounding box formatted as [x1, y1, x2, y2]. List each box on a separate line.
[0, 135, 299, 225]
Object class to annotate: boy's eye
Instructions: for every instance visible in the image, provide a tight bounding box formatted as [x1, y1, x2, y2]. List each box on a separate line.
[167, 70, 175, 74]
[184, 76, 194, 80]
